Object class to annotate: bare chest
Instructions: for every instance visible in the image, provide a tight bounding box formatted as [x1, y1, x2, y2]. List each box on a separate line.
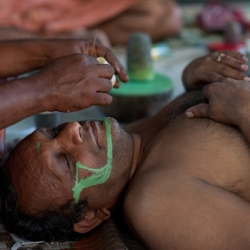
[137, 117, 250, 201]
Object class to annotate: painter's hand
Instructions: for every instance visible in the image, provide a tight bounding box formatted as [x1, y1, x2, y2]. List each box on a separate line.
[30, 54, 116, 112]
[50, 39, 129, 86]
[185, 78, 250, 128]
[182, 51, 249, 90]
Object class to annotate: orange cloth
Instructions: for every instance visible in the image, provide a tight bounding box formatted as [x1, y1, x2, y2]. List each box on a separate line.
[0, 0, 140, 33]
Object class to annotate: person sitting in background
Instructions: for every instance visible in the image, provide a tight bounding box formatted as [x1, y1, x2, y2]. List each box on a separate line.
[0, 0, 183, 45]
[2, 51, 250, 249]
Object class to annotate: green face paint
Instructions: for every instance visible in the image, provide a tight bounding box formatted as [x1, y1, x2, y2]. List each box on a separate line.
[72, 118, 113, 203]
[36, 141, 41, 155]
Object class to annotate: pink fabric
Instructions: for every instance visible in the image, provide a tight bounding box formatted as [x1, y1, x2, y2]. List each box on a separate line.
[0, 0, 140, 33]
[196, 1, 246, 32]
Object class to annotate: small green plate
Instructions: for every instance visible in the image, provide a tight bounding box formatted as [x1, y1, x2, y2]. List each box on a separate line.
[111, 73, 173, 96]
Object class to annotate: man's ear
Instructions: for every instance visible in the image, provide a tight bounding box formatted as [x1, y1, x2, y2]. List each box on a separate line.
[73, 208, 111, 233]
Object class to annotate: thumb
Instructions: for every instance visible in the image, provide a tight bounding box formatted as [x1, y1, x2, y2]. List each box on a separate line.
[185, 103, 209, 119]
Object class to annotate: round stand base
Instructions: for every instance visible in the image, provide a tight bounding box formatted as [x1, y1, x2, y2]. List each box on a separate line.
[100, 73, 173, 123]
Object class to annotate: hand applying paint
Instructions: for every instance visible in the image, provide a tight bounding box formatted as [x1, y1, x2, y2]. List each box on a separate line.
[96, 57, 116, 86]
[27, 53, 123, 114]
[0, 39, 129, 129]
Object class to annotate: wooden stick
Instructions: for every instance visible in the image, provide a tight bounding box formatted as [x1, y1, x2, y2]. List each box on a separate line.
[91, 30, 98, 57]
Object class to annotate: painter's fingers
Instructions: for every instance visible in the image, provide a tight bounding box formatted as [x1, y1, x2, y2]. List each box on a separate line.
[95, 45, 129, 83]
[185, 103, 210, 119]
[94, 92, 113, 106]
[95, 63, 115, 80]
[113, 81, 120, 88]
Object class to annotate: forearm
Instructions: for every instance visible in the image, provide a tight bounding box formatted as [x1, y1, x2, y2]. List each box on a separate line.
[0, 77, 44, 129]
[0, 39, 52, 78]
[0, 39, 86, 78]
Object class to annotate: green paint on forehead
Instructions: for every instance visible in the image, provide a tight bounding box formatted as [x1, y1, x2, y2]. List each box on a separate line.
[36, 141, 41, 149]
[72, 118, 113, 203]
[36, 141, 41, 155]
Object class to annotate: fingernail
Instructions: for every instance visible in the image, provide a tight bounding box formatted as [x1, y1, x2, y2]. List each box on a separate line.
[185, 111, 194, 118]
[241, 64, 248, 70]
[244, 76, 250, 81]
[242, 56, 248, 62]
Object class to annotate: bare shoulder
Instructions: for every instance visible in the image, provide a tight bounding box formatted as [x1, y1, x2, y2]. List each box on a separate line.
[123, 90, 205, 134]
[123, 172, 250, 250]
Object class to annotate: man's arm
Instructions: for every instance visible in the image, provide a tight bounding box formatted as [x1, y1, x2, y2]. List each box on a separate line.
[0, 39, 128, 81]
[0, 53, 127, 129]
[182, 50, 249, 90]
[0, 39, 129, 129]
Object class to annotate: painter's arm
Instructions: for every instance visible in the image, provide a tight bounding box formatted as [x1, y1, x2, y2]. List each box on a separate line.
[0, 39, 129, 129]
[182, 51, 249, 90]
[0, 39, 128, 82]
[0, 54, 128, 130]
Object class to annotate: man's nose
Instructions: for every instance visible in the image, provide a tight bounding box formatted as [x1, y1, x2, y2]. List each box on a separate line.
[58, 122, 83, 145]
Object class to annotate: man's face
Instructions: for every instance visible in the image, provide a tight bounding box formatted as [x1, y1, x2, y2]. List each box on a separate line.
[5, 117, 133, 215]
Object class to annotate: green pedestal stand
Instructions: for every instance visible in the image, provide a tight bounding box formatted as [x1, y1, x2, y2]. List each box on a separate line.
[100, 73, 174, 123]
[100, 32, 174, 123]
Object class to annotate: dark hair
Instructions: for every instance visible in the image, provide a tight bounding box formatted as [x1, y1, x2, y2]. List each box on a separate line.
[0, 167, 88, 242]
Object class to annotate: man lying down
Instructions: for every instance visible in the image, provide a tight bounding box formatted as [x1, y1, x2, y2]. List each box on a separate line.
[1, 51, 250, 250]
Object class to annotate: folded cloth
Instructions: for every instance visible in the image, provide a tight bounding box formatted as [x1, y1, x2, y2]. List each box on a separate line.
[0, 0, 141, 34]
[0, 218, 146, 250]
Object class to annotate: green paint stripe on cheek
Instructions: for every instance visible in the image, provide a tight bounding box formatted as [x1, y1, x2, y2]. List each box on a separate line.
[36, 141, 41, 155]
[72, 118, 113, 203]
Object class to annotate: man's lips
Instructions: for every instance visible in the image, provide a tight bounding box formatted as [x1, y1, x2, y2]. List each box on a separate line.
[78, 119, 113, 147]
